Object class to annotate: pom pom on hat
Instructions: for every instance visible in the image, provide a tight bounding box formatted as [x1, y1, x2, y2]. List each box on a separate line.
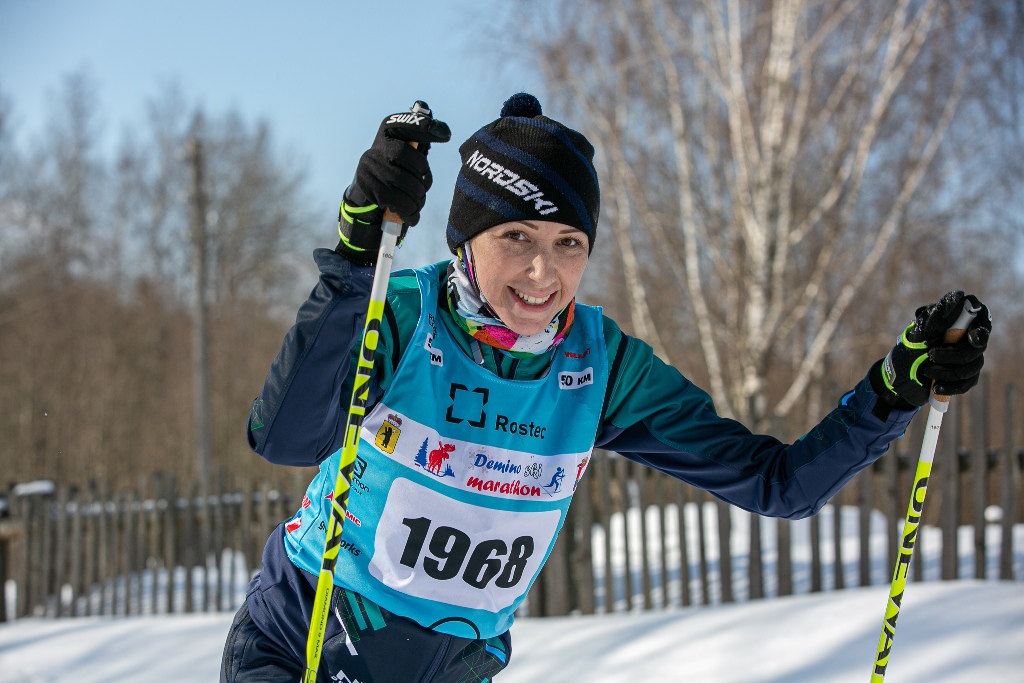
[446, 93, 600, 254]
[500, 92, 543, 118]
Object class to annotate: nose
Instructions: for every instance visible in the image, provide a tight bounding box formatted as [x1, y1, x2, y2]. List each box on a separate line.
[528, 248, 557, 285]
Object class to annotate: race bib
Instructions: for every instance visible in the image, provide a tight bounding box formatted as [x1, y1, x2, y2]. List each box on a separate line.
[369, 478, 561, 612]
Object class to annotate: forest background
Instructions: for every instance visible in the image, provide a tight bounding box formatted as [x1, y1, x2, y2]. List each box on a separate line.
[1, 0, 1023, 494]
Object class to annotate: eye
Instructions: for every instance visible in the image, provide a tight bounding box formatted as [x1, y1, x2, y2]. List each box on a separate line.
[559, 235, 585, 249]
[503, 230, 527, 242]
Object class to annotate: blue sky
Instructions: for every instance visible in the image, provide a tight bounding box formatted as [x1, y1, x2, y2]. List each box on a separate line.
[0, 0, 545, 267]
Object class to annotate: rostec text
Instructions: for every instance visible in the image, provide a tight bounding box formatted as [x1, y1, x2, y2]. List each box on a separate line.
[494, 414, 546, 439]
[466, 149, 558, 215]
[466, 477, 542, 497]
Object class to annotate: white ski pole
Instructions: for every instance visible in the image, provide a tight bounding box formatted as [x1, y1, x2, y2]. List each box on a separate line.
[869, 300, 981, 682]
[303, 102, 428, 683]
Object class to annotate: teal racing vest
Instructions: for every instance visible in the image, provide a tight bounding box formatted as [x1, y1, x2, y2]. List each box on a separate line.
[283, 262, 607, 639]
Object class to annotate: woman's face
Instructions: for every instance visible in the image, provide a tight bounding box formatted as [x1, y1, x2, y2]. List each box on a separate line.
[467, 220, 589, 336]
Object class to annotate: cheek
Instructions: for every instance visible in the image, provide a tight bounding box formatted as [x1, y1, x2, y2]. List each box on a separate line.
[561, 259, 588, 297]
[475, 268, 508, 306]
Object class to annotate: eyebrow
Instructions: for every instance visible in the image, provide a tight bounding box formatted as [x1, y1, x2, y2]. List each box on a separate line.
[517, 220, 585, 236]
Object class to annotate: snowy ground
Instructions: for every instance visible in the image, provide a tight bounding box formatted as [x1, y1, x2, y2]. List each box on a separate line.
[0, 581, 1021, 682]
[1, 505, 1021, 681]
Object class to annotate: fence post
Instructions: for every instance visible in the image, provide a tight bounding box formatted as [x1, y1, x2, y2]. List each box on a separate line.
[41, 489, 56, 616]
[633, 464, 652, 609]
[239, 477, 255, 576]
[69, 488, 83, 616]
[716, 500, 733, 603]
[859, 470, 872, 587]
[134, 480, 146, 616]
[0, 486, 25, 623]
[200, 477, 213, 612]
[777, 517, 792, 597]
[258, 482, 270, 572]
[885, 446, 901, 577]
[750, 511, 764, 599]
[98, 482, 112, 615]
[809, 513, 821, 594]
[675, 481, 691, 608]
[573, 457, 596, 615]
[147, 475, 160, 614]
[1001, 385, 1018, 580]
[27, 492, 46, 616]
[213, 468, 226, 611]
[86, 486, 100, 616]
[163, 476, 178, 614]
[654, 474, 670, 609]
[972, 376, 989, 579]
[695, 490, 710, 604]
[183, 482, 197, 614]
[615, 457, 635, 609]
[832, 493, 844, 591]
[597, 452, 614, 612]
[123, 488, 136, 616]
[540, 519, 571, 616]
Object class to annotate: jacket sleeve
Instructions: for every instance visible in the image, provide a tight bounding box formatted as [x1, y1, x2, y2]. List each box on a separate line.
[596, 320, 917, 520]
[246, 248, 378, 467]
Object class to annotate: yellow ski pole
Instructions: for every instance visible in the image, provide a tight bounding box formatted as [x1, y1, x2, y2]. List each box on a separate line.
[869, 300, 981, 682]
[303, 104, 428, 683]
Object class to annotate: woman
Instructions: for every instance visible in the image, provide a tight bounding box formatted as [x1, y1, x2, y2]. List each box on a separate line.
[221, 94, 990, 683]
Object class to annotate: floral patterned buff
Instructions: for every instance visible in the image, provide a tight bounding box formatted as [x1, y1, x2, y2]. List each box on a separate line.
[444, 244, 576, 358]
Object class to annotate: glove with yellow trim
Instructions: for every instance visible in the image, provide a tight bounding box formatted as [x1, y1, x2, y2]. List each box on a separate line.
[871, 290, 991, 411]
[336, 101, 451, 266]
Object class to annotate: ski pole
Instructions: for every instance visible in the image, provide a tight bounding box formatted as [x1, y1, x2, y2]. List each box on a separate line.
[303, 104, 427, 683]
[869, 301, 981, 683]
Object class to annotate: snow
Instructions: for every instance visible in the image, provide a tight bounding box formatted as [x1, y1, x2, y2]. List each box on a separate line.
[0, 582, 1021, 682]
[1, 504, 1020, 681]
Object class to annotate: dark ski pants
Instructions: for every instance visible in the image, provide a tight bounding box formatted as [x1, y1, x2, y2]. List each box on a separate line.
[221, 590, 512, 683]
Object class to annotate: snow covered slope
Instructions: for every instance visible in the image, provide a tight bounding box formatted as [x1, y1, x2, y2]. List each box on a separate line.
[0, 582, 1021, 682]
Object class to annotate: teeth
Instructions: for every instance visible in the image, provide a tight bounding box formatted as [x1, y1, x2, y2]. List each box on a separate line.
[515, 289, 551, 305]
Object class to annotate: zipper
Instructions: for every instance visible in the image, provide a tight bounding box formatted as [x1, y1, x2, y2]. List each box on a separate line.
[419, 634, 453, 683]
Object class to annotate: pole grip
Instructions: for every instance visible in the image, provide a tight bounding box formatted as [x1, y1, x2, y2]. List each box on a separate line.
[929, 301, 981, 405]
[382, 139, 419, 227]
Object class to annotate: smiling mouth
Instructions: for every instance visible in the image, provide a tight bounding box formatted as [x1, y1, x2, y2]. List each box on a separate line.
[514, 288, 553, 306]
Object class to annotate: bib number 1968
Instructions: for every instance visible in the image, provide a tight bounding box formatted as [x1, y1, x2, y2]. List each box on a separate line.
[400, 517, 533, 589]
[370, 478, 561, 611]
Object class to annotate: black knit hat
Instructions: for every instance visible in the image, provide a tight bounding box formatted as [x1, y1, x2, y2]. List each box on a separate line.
[446, 93, 600, 254]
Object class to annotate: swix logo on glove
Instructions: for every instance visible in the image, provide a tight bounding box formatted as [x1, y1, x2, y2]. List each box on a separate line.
[387, 113, 425, 125]
[465, 149, 559, 215]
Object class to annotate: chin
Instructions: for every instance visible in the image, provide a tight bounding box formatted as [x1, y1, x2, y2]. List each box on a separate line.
[501, 313, 547, 337]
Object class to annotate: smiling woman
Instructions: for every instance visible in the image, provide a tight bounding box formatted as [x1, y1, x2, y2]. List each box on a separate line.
[222, 92, 990, 683]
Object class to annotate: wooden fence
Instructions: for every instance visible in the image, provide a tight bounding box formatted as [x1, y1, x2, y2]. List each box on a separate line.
[0, 472, 302, 620]
[532, 382, 1023, 615]
[2, 384, 1021, 621]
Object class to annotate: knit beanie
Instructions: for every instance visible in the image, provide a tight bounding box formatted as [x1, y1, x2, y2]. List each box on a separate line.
[446, 93, 600, 254]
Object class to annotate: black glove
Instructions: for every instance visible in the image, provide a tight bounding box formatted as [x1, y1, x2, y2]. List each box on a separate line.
[872, 290, 991, 412]
[336, 101, 451, 266]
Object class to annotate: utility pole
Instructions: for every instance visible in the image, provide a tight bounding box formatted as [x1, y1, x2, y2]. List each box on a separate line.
[187, 115, 212, 498]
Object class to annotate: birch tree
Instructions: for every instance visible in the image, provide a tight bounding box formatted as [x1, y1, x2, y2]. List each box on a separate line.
[524, 0, 1022, 428]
